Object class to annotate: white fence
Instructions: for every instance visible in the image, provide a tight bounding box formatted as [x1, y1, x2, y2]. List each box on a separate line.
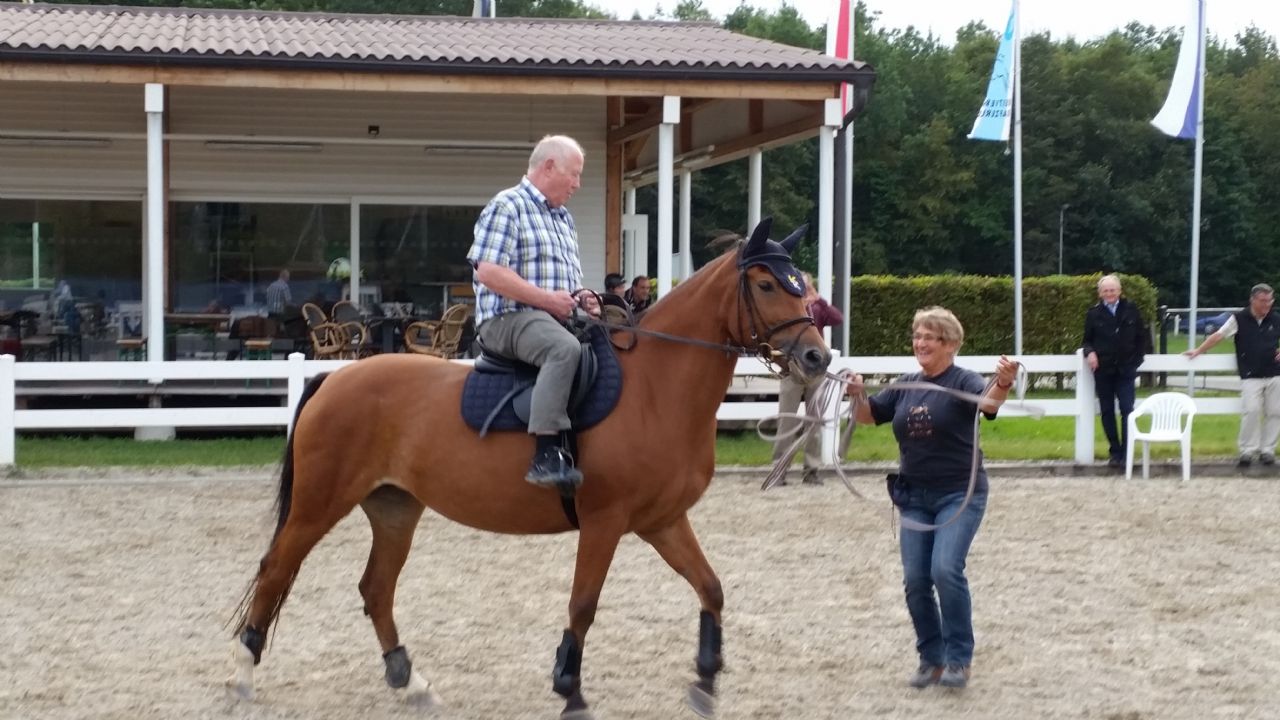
[0, 351, 1242, 466]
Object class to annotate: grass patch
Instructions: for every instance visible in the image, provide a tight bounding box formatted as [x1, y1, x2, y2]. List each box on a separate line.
[13, 412, 1242, 468]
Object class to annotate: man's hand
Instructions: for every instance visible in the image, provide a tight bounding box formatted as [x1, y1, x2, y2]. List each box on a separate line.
[1184, 348, 1201, 358]
[543, 290, 576, 321]
[1086, 351, 1099, 371]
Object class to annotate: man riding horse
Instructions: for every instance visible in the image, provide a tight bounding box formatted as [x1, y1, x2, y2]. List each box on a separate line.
[467, 134, 587, 489]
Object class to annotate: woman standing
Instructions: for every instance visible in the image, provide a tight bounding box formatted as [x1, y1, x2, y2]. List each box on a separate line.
[846, 307, 1017, 689]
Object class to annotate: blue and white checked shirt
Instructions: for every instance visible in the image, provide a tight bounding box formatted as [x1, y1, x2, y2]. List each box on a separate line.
[467, 177, 583, 326]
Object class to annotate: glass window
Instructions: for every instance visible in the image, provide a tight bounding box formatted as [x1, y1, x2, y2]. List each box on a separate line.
[359, 204, 480, 319]
[0, 199, 142, 360]
[170, 202, 351, 313]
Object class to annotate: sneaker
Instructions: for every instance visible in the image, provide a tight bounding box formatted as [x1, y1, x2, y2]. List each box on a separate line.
[1107, 456, 1123, 469]
[801, 469, 823, 486]
[525, 446, 584, 488]
[1238, 454, 1253, 469]
[907, 663, 943, 689]
[939, 664, 970, 688]
[1262, 454, 1276, 466]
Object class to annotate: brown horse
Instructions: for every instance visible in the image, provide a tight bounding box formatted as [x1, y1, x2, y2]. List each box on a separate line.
[227, 218, 831, 719]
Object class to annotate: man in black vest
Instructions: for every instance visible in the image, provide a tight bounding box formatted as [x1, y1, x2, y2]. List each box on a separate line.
[1083, 274, 1152, 468]
[1186, 283, 1280, 467]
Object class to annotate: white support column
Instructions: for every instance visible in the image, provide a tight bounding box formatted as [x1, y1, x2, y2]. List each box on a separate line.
[0, 354, 14, 466]
[657, 96, 679, 299]
[286, 352, 305, 437]
[144, 83, 166, 363]
[678, 169, 692, 280]
[748, 148, 762, 232]
[817, 99, 840, 345]
[1074, 348, 1097, 464]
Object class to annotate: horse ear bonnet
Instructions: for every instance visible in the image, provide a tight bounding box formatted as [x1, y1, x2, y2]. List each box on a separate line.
[737, 217, 807, 297]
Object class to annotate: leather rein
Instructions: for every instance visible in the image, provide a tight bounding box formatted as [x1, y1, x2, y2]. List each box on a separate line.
[573, 265, 815, 374]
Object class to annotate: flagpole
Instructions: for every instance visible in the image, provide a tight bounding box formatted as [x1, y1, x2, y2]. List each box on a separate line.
[1013, 0, 1023, 357]
[1187, 0, 1206, 391]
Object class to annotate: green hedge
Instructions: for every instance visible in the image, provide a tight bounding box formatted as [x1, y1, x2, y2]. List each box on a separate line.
[848, 274, 1158, 356]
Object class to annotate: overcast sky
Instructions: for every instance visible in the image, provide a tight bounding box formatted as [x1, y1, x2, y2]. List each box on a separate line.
[608, 1, 1278, 45]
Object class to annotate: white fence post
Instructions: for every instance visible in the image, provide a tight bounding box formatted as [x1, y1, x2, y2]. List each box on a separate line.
[1074, 348, 1096, 464]
[286, 353, 305, 437]
[822, 350, 840, 464]
[0, 354, 15, 466]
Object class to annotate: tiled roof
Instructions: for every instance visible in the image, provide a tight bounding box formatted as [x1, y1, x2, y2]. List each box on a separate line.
[0, 2, 871, 82]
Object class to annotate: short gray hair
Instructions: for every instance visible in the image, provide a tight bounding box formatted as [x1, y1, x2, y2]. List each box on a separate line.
[913, 306, 964, 346]
[528, 135, 583, 173]
[1251, 283, 1274, 298]
[1098, 274, 1122, 290]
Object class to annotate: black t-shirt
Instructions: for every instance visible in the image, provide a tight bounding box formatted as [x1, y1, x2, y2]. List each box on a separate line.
[868, 364, 995, 493]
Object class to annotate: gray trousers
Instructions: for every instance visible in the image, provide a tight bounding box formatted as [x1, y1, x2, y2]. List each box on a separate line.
[477, 310, 581, 434]
[772, 372, 821, 470]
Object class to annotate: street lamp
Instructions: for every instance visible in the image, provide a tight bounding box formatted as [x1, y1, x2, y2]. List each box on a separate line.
[1058, 203, 1070, 275]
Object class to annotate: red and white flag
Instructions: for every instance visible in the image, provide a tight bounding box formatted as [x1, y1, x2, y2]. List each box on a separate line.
[825, 0, 854, 115]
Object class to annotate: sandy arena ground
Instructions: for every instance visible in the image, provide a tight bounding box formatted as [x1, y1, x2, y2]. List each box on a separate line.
[1, 468, 1277, 720]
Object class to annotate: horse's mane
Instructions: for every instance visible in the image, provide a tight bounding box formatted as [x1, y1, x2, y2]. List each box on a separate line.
[639, 235, 743, 319]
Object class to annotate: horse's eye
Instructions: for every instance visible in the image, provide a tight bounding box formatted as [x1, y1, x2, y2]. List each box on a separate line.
[756, 280, 774, 292]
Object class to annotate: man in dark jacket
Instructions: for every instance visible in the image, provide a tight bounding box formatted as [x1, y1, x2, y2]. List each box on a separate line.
[1185, 283, 1280, 467]
[1083, 274, 1152, 468]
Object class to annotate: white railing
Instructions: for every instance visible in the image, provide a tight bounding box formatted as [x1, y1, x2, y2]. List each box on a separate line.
[0, 350, 1242, 466]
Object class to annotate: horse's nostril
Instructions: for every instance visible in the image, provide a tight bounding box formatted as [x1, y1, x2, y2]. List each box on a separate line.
[803, 347, 830, 370]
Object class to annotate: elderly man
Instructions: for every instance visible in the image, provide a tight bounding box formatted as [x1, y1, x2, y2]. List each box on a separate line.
[1186, 283, 1280, 467]
[467, 135, 586, 488]
[1082, 274, 1151, 468]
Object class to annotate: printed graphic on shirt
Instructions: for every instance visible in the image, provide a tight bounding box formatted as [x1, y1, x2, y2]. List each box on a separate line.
[906, 404, 933, 439]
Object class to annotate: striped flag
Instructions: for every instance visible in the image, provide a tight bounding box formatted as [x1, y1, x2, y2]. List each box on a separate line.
[968, 1, 1017, 142]
[825, 0, 854, 115]
[1151, 0, 1204, 138]
[472, 0, 494, 18]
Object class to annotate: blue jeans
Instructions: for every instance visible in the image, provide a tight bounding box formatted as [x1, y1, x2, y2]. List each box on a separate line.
[899, 487, 987, 667]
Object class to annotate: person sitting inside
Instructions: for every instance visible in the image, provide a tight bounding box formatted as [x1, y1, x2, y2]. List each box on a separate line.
[623, 275, 652, 314]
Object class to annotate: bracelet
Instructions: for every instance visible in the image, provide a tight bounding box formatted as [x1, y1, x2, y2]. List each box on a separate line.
[996, 379, 1013, 389]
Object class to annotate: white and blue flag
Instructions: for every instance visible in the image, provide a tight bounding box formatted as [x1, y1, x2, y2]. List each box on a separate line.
[1151, 0, 1204, 138]
[968, 2, 1016, 142]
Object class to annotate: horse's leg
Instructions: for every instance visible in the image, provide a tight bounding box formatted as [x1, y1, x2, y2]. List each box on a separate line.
[228, 515, 336, 700]
[358, 486, 439, 707]
[639, 514, 724, 719]
[553, 520, 625, 720]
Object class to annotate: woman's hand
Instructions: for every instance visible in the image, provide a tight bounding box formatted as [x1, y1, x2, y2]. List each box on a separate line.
[845, 373, 867, 398]
[994, 356, 1017, 389]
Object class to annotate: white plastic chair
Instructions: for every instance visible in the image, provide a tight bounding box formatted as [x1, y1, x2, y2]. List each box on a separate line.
[1126, 392, 1197, 481]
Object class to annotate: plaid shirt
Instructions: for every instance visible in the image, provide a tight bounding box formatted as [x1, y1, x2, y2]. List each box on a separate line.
[467, 177, 583, 326]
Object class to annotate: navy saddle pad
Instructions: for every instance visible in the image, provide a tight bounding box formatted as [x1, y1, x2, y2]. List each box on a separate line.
[461, 325, 623, 435]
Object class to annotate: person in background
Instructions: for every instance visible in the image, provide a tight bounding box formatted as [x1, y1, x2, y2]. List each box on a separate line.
[467, 134, 586, 489]
[603, 273, 626, 301]
[845, 307, 1017, 691]
[623, 275, 652, 314]
[771, 272, 843, 485]
[1185, 283, 1280, 468]
[1082, 274, 1150, 468]
[265, 269, 292, 315]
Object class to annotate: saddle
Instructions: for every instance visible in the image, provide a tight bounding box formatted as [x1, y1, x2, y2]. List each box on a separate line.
[461, 324, 623, 437]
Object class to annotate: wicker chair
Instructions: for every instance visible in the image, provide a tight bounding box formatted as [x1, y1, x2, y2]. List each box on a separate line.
[330, 300, 370, 358]
[404, 304, 472, 358]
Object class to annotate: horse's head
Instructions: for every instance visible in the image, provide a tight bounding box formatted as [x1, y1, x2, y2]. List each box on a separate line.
[735, 217, 832, 383]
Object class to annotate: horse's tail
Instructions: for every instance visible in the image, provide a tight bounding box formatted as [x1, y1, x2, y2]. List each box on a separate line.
[272, 371, 329, 537]
[229, 371, 330, 636]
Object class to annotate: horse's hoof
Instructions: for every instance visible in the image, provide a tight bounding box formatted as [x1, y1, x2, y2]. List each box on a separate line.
[224, 678, 254, 702]
[401, 670, 441, 709]
[560, 710, 595, 720]
[686, 681, 715, 718]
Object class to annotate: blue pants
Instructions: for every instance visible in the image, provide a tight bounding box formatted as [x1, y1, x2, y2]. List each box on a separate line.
[899, 487, 987, 667]
[1095, 369, 1137, 458]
